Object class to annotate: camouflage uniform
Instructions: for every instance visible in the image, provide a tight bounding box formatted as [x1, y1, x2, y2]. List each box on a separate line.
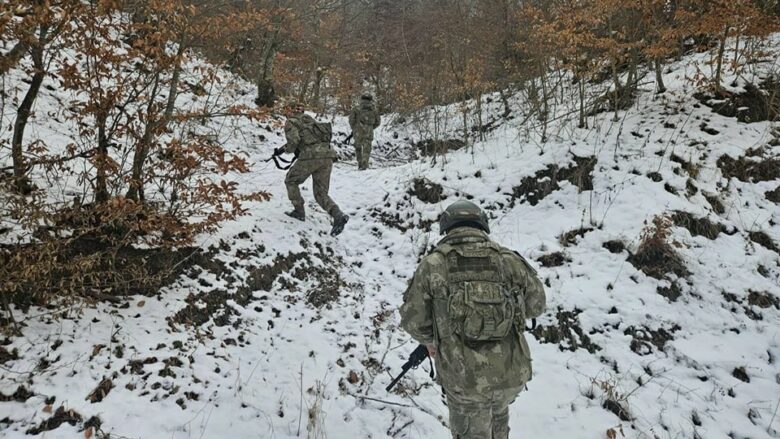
[400, 226, 546, 439]
[348, 95, 381, 170]
[283, 114, 344, 222]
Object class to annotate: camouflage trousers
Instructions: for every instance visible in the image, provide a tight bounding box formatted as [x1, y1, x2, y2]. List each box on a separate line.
[285, 158, 342, 218]
[354, 136, 373, 170]
[445, 385, 524, 439]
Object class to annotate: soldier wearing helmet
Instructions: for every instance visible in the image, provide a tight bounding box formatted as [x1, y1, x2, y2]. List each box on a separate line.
[348, 93, 381, 170]
[399, 200, 546, 438]
[276, 103, 349, 236]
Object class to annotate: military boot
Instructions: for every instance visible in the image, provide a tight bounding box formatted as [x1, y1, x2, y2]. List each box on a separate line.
[330, 212, 349, 236]
[285, 207, 305, 221]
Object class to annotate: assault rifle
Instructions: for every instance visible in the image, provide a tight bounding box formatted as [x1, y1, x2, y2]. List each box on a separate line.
[265, 147, 298, 170]
[385, 344, 434, 392]
[343, 132, 353, 144]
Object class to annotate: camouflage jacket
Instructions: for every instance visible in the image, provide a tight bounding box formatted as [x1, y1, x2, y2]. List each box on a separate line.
[283, 114, 336, 160]
[399, 227, 546, 394]
[348, 100, 380, 139]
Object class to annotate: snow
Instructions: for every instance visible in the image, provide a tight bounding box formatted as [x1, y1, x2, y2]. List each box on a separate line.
[2, 35, 780, 439]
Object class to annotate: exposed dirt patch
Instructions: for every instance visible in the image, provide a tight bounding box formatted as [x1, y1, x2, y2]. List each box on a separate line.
[3, 239, 200, 311]
[409, 178, 445, 203]
[670, 153, 700, 178]
[126, 356, 158, 375]
[171, 252, 316, 327]
[603, 399, 632, 422]
[732, 366, 750, 383]
[624, 324, 681, 355]
[26, 406, 83, 435]
[646, 171, 663, 182]
[86, 378, 114, 403]
[747, 290, 779, 309]
[0, 346, 18, 364]
[416, 139, 466, 156]
[717, 148, 780, 183]
[537, 252, 570, 267]
[186, 246, 232, 283]
[246, 252, 308, 292]
[657, 281, 683, 302]
[766, 186, 780, 203]
[294, 263, 347, 309]
[704, 193, 726, 214]
[602, 240, 626, 254]
[531, 308, 601, 354]
[369, 197, 436, 233]
[748, 231, 779, 253]
[722, 291, 776, 320]
[628, 242, 688, 280]
[671, 211, 728, 239]
[0, 385, 34, 402]
[511, 155, 596, 206]
[694, 78, 780, 123]
[685, 179, 698, 197]
[169, 287, 252, 328]
[559, 227, 594, 247]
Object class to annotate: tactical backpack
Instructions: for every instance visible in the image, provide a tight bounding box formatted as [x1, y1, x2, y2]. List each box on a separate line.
[435, 242, 516, 343]
[359, 108, 375, 126]
[293, 114, 332, 146]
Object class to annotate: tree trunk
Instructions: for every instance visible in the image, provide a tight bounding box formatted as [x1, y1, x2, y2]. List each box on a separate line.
[626, 50, 638, 93]
[714, 27, 729, 94]
[539, 62, 549, 142]
[611, 58, 622, 121]
[11, 35, 46, 194]
[127, 74, 163, 202]
[95, 112, 110, 204]
[654, 58, 666, 93]
[476, 91, 484, 141]
[578, 72, 586, 129]
[499, 89, 511, 118]
[312, 67, 324, 110]
[255, 18, 281, 108]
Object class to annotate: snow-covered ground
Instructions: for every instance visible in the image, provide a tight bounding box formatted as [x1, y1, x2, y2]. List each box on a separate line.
[2, 36, 780, 439]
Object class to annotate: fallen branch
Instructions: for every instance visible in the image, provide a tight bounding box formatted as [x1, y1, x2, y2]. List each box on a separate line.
[348, 392, 412, 408]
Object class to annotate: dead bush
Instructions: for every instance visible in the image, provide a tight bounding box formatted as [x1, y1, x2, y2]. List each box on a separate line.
[628, 215, 689, 280]
[671, 211, 728, 240]
[410, 178, 445, 203]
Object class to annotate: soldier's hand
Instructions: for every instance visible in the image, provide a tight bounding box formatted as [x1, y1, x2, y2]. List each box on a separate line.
[426, 344, 437, 358]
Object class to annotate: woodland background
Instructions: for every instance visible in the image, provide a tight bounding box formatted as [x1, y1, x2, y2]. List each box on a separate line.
[1, 0, 779, 319]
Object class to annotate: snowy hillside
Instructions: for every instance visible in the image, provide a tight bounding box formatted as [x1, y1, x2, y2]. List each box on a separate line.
[2, 38, 780, 439]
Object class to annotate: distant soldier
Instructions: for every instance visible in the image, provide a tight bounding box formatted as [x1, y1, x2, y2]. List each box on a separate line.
[276, 108, 349, 236]
[348, 93, 381, 170]
[399, 200, 546, 439]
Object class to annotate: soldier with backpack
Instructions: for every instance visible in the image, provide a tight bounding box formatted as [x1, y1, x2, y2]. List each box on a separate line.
[348, 93, 381, 170]
[399, 200, 546, 438]
[276, 108, 349, 236]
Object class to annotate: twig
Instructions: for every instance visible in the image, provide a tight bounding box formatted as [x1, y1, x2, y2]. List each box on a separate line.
[297, 363, 304, 437]
[769, 397, 780, 434]
[348, 392, 412, 408]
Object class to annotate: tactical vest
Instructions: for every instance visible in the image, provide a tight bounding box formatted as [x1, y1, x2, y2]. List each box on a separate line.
[433, 242, 516, 343]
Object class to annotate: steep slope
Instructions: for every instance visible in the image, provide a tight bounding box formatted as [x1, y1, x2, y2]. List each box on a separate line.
[2, 39, 780, 439]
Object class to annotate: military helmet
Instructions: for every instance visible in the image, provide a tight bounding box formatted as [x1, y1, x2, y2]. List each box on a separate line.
[282, 100, 305, 117]
[439, 200, 490, 235]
